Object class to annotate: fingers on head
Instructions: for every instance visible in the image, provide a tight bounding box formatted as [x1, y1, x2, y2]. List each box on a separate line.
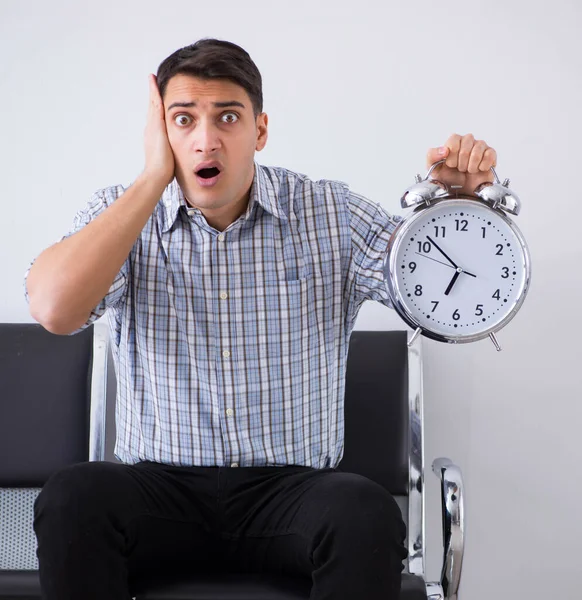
[148, 75, 164, 113]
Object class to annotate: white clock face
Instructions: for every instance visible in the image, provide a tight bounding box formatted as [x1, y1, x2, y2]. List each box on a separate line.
[389, 199, 530, 339]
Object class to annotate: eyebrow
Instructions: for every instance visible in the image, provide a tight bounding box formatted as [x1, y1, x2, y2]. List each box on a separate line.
[166, 100, 246, 111]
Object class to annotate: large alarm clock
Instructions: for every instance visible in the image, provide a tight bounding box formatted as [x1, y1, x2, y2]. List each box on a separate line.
[383, 159, 531, 351]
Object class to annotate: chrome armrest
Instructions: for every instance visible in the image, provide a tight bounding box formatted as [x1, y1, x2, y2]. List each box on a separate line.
[431, 457, 465, 600]
[89, 320, 110, 462]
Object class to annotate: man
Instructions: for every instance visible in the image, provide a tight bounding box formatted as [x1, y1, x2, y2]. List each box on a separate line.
[25, 39, 497, 600]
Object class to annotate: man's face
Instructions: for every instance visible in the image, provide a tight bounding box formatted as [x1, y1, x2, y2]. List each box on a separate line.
[163, 74, 268, 224]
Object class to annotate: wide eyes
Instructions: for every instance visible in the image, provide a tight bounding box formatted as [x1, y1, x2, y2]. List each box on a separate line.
[221, 113, 239, 124]
[173, 112, 239, 126]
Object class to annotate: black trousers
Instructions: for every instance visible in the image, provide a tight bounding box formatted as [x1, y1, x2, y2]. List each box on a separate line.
[33, 460, 408, 600]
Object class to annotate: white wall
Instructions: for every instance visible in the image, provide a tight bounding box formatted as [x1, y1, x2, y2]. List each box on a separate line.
[2, 0, 581, 598]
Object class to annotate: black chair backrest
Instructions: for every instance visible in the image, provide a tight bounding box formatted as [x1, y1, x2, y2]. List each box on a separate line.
[339, 330, 409, 496]
[0, 325, 409, 497]
[0, 324, 94, 488]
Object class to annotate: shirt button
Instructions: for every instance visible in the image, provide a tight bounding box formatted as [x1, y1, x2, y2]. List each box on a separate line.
[226, 408, 234, 417]
[219, 291, 228, 300]
[217, 234, 225, 242]
[231, 462, 239, 468]
[222, 350, 231, 358]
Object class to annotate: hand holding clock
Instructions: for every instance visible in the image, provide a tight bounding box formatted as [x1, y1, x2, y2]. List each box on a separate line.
[425, 133, 498, 197]
[383, 132, 530, 348]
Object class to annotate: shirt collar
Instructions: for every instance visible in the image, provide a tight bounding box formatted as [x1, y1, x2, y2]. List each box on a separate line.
[159, 162, 287, 234]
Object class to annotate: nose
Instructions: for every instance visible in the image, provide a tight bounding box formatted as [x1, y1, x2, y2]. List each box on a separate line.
[192, 119, 221, 153]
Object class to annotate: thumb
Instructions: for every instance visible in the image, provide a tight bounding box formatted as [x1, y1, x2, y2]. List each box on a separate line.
[426, 146, 449, 168]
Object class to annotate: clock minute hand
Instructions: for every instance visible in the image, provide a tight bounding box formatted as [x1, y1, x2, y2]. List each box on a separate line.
[426, 235, 458, 269]
[415, 252, 454, 270]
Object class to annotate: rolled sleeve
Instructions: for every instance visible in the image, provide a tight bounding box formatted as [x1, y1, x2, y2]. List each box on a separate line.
[23, 185, 129, 334]
[347, 190, 402, 308]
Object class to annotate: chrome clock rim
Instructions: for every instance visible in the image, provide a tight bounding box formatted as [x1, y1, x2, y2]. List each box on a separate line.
[384, 197, 532, 344]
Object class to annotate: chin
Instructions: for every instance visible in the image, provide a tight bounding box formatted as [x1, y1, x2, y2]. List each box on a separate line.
[184, 194, 219, 209]
[180, 178, 220, 203]
[186, 189, 231, 210]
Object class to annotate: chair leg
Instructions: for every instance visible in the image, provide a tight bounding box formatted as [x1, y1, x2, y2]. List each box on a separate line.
[426, 581, 445, 599]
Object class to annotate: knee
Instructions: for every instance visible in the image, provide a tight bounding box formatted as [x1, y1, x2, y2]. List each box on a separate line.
[34, 461, 119, 524]
[316, 473, 406, 545]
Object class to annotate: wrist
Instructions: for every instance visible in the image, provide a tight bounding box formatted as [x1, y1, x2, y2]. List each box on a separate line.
[138, 169, 173, 191]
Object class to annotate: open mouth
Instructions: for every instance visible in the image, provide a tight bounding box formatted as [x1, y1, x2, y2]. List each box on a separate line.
[196, 167, 221, 179]
[195, 165, 223, 188]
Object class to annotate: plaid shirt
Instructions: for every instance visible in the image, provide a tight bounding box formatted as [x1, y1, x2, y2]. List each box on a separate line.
[24, 163, 400, 468]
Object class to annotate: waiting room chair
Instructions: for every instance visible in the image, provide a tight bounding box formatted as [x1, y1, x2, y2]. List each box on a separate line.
[0, 321, 464, 600]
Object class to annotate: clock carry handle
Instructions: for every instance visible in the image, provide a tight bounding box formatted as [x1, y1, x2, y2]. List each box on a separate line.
[424, 159, 501, 184]
[415, 159, 521, 216]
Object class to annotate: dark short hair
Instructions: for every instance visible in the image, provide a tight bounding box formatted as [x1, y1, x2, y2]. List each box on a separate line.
[156, 39, 263, 117]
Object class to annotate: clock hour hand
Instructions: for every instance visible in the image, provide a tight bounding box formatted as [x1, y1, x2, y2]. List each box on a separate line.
[444, 269, 461, 296]
[426, 236, 458, 269]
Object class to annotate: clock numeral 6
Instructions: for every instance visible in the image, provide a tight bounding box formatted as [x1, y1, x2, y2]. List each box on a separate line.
[475, 304, 484, 316]
[452, 309, 461, 321]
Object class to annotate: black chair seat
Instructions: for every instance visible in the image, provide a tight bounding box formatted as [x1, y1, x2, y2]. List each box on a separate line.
[0, 570, 427, 599]
[135, 573, 311, 600]
[134, 572, 428, 600]
[136, 573, 426, 600]
[0, 570, 39, 598]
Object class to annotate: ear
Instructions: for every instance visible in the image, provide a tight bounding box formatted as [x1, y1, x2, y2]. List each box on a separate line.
[255, 113, 268, 151]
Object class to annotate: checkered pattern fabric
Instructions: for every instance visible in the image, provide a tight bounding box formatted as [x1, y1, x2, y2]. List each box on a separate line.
[24, 163, 400, 468]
